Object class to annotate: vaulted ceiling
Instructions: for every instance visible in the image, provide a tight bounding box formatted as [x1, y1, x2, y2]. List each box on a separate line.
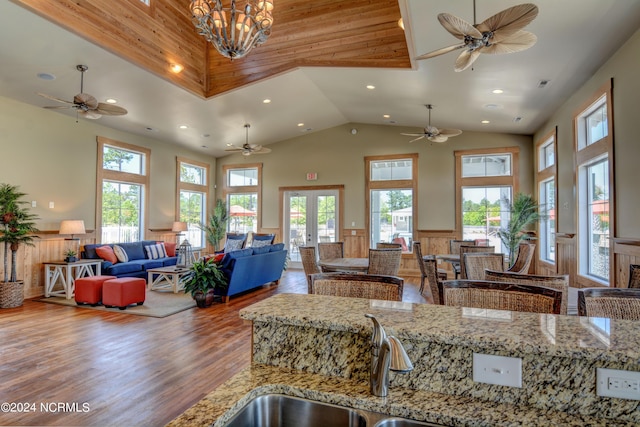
[3, 0, 640, 157]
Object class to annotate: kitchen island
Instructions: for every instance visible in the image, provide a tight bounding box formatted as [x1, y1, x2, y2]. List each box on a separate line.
[168, 293, 640, 426]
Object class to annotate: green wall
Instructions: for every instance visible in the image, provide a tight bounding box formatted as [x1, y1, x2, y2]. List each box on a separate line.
[0, 95, 216, 231]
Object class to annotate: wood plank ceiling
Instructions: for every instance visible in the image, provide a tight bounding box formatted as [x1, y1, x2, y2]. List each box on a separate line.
[14, 0, 410, 99]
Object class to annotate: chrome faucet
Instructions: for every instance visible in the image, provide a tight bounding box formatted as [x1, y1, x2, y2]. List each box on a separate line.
[365, 314, 414, 397]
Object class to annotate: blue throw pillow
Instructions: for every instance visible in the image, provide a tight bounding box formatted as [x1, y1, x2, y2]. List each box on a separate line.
[252, 245, 271, 255]
[270, 243, 285, 252]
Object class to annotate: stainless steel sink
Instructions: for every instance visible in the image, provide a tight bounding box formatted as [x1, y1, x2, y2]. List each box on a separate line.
[220, 394, 443, 427]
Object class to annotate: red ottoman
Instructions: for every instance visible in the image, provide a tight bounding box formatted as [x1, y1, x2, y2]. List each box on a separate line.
[103, 278, 146, 310]
[75, 275, 116, 306]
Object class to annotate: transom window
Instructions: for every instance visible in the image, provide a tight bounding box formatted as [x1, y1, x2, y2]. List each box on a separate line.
[538, 138, 555, 171]
[462, 154, 511, 177]
[228, 168, 258, 186]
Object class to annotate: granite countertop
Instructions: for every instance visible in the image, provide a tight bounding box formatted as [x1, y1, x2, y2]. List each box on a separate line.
[167, 364, 624, 427]
[239, 293, 640, 364]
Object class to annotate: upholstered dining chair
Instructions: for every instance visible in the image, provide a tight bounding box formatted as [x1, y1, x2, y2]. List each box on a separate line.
[628, 264, 640, 289]
[300, 246, 321, 292]
[449, 239, 476, 279]
[462, 253, 505, 281]
[506, 242, 536, 273]
[368, 248, 402, 276]
[578, 288, 640, 320]
[309, 273, 403, 301]
[459, 245, 495, 279]
[440, 280, 563, 315]
[377, 242, 402, 249]
[484, 269, 570, 315]
[413, 242, 447, 301]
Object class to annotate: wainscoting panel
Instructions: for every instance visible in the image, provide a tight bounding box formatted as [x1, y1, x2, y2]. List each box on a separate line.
[614, 239, 640, 288]
[555, 234, 576, 287]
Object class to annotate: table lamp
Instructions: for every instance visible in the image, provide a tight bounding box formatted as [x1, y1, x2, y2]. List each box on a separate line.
[172, 221, 188, 244]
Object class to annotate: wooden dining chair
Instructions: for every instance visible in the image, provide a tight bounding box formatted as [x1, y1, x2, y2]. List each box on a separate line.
[440, 280, 563, 314]
[578, 288, 640, 320]
[506, 242, 536, 273]
[367, 248, 402, 276]
[299, 246, 321, 292]
[448, 239, 475, 279]
[484, 269, 570, 315]
[309, 273, 403, 301]
[462, 253, 505, 280]
[459, 245, 495, 279]
[413, 242, 447, 302]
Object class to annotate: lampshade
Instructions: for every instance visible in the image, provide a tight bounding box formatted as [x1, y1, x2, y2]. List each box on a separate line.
[59, 220, 86, 237]
[172, 221, 188, 232]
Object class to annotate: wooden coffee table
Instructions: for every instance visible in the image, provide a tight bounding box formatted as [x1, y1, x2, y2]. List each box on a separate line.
[147, 266, 191, 293]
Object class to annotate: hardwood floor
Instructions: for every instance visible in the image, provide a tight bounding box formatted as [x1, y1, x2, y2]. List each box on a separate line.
[0, 269, 427, 427]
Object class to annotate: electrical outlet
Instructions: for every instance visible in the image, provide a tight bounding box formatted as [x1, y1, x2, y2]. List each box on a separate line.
[473, 353, 522, 388]
[597, 368, 640, 400]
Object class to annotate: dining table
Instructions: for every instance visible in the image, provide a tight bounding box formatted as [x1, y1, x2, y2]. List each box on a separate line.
[318, 257, 369, 273]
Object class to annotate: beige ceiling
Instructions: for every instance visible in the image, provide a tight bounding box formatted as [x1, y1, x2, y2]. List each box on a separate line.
[2, 0, 640, 157]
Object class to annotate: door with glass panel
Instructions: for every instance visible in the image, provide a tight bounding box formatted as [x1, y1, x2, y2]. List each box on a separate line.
[284, 189, 339, 265]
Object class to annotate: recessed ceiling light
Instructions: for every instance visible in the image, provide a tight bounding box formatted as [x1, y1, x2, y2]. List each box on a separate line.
[297, 123, 304, 127]
[481, 120, 490, 124]
[398, 18, 404, 30]
[179, 125, 188, 129]
[105, 98, 118, 104]
[366, 85, 375, 90]
[383, 114, 390, 119]
[491, 89, 504, 94]
[169, 63, 184, 73]
[37, 72, 56, 81]
[263, 99, 271, 104]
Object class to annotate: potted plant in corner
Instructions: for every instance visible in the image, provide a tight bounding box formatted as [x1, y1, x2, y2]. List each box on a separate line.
[199, 199, 230, 252]
[497, 192, 542, 266]
[0, 183, 40, 308]
[182, 257, 228, 308]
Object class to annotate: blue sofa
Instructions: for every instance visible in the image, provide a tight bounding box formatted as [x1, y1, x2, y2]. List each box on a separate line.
[217, 243, 287, 302]
[82, 240, 177, 278]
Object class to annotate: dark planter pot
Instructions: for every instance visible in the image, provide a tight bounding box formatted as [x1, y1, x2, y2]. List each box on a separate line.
[193, 289, 215, 308]
[64, 256, 77, 263]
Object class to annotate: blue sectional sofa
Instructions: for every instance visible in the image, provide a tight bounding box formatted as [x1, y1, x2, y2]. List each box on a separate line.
[216, 243, 287, 302]
[82, 240, 177, 279]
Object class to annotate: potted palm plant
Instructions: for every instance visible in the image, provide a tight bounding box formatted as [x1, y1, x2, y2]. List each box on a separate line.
[182, 257, 228, 308]
[0, 184, 39, 308]
[200, 199, 230, 252]
[497, 192, 542, 266]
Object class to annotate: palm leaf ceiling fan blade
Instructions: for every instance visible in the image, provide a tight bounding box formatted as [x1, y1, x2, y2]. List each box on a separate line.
[438, 13, 482, 39]
[438, 128, 463, 137]
[36, 92, 74, 104]
[415, 43, 466, 60]
[455, 49, 482, 72]
[95, 103, 128, 116]
[476, 3, 538, 37]
[483, 31, 537, 54]
[428, 135, 449, 143]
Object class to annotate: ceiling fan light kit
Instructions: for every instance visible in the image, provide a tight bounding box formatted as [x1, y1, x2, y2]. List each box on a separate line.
[225, 123, 272, 156]
[416, 2, 538, 71]
[38, 64, 127, 119]
[401, 104, 462, 143]
[190, 0, 274, 60]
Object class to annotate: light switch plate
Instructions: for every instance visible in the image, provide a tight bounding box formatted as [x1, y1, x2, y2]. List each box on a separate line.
[473, 353, 522, 388]
[597, 368, 640, 400]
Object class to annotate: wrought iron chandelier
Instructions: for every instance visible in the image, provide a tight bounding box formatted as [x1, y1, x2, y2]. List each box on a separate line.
[190, 0, 274, 60]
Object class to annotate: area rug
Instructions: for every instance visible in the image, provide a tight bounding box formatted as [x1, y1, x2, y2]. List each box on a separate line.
[37, 289, 196, 318]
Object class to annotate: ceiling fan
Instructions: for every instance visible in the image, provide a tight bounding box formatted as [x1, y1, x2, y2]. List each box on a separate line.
[416, 2, 538, 72]
[225, 124, 272, 156]
[37, 64, 128, 119]
[401, 104, 462, 143]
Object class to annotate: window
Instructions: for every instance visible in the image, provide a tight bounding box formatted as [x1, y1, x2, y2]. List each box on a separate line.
[455, 148, 519, 255]
[536, 130, 557, 264]
[575, 82, 614, 286]
[366, 154, 418, 252]
[223, 164, 262, 234]
[177, 158, 209, 249]
[97, 137, 150, 243]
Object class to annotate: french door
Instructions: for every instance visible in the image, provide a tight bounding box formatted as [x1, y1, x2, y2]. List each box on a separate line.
[284, 189, 339, 265]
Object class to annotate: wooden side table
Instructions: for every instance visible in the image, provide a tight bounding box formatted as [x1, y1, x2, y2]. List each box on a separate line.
[44, 259, 102, 299]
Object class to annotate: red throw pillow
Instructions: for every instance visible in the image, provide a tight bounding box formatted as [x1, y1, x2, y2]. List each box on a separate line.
[95, 245, 118, 264]
[164, 242, 177, 257]
[213, 253, 225, 263]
